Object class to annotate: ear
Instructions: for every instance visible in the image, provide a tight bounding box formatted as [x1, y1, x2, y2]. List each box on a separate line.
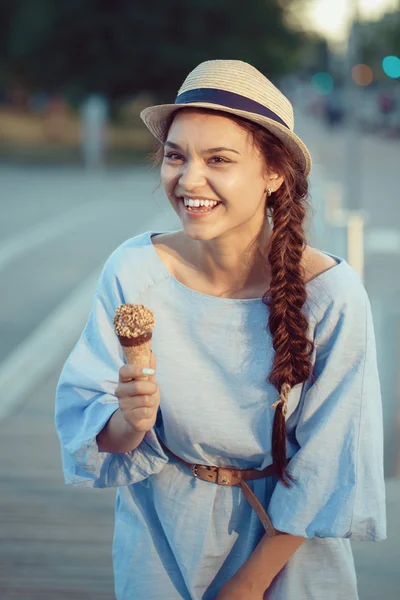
[265, 169, 284, 194]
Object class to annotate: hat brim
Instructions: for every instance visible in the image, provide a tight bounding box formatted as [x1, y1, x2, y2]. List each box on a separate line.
[140, 102, 312, 177]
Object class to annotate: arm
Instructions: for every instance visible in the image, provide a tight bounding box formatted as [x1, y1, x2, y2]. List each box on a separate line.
[96, 408, 145, 453]
[237, 529, 304, 589]
[55, 247, 169, 487]
[215, 530, 305, 598]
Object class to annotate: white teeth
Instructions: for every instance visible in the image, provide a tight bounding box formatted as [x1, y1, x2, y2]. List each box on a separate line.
[183, 197, 219, 208]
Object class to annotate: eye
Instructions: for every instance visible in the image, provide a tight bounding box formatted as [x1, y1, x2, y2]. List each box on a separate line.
[163, 152, 183, 161]
[210, 156, 229, 164]
[163, 153, 229, 164]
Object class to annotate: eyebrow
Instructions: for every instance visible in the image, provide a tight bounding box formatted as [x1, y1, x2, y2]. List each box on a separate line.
[164, 141, 241, 155]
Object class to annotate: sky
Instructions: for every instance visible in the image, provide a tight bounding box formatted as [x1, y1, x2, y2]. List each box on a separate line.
[305, 0, 398, 42]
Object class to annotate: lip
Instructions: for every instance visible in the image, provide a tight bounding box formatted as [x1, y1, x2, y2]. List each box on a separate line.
[180, 198, 221, 219]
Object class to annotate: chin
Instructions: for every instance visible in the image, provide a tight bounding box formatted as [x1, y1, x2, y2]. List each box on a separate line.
[181, 223, 220, 242]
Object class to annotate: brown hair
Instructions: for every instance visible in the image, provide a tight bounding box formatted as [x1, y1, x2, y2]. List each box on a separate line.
[151, 108, 315, 486]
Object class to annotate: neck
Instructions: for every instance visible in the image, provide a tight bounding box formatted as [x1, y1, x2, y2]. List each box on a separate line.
[189, 220, 273, 298]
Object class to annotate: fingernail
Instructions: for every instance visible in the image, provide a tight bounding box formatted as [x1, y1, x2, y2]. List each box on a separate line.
[142, 368, 155, 375]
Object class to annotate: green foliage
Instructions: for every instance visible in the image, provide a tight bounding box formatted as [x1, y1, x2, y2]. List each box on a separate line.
[358, 14, 400, 70]
[0, 0, 307, 100]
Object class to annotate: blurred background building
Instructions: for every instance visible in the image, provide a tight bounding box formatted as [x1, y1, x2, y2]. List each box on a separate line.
[0, 0, 399, 598]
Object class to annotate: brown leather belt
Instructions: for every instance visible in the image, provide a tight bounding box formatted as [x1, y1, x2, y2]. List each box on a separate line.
[155, 432, 289, 537]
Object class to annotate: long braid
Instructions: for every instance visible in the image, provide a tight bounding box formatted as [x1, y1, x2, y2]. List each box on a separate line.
[263, 173, 313, 485]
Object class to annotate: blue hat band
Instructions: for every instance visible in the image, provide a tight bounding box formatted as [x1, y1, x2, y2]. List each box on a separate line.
[175, 88, 289, 130]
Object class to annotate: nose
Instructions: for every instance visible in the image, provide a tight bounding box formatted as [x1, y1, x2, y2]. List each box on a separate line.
[178, 160, 207, 190]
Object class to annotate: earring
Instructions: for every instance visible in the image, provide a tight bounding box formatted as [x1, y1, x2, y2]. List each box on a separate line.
[267, 188, 273, 197]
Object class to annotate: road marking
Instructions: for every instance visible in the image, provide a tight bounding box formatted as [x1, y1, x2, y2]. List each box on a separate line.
[0, 214, 180, 421]
[0, 268, 101, 421]
[0, 200, 117, 272]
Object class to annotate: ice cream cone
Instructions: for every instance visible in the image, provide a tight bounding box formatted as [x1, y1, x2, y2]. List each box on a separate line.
[119, 333, 153, 368]
[114, 304, 155, 374]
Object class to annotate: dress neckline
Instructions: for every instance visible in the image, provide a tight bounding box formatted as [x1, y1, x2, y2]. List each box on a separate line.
[147, 230, 346, 305]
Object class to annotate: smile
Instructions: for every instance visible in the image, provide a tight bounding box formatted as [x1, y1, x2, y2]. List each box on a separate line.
[180, 197, 222, 217]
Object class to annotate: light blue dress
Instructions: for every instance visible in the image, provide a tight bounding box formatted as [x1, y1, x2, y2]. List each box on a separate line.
[55, 230, 386, 600]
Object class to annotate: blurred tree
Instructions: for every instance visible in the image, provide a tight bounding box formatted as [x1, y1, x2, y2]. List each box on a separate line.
[299, 35, 331, 75]
[358, 12, 400, 76]
[0, 0, 309, 101]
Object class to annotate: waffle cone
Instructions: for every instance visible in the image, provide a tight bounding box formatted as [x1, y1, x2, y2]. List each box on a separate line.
[121, 338, 152, 368]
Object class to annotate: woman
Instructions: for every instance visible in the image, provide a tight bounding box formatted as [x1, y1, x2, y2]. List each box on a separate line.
[55, 59, 386, 599]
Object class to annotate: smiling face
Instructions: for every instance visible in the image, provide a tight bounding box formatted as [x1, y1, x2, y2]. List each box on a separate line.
[160, 109, 279, 243]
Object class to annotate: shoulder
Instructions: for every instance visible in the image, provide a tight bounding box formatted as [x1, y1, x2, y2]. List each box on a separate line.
[97, 231, 165, 292]
[303, 246, 368, 324]
[101, 231, 154, 273]
[304, 250, 372, 356]
[91, 230, 173, 308]
[150, 230, 185, 262]
[150, 230, 196, 280]
[302, 246, 339, 285]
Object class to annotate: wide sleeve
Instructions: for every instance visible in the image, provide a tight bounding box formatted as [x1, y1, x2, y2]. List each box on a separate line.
[267, 283, 386, 541]
[54, 249, 169, 488]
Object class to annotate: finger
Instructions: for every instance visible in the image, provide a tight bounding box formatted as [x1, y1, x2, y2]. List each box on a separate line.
[118, 403, 158, 424]
[147, 351, 157, 384]
[119, 397, 157, 414]
[116, 380, 158, 399]
[129, 406, 157, 420]
[119, 363, 156, 383]
[118, 403, 150, 424]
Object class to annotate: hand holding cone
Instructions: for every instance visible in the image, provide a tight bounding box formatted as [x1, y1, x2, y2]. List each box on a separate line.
[114, 304, 159, 433]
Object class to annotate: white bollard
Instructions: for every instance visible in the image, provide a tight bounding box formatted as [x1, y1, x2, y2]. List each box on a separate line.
[80, 94, 108, 169]
[346, 211, 365, 281]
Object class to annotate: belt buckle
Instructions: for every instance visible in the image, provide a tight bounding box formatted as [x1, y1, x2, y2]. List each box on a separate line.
[191, 464, 199, 478]
[217, 467, 233, 485]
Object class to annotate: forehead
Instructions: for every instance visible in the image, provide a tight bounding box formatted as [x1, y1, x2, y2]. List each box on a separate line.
[167, 109, 251, 144]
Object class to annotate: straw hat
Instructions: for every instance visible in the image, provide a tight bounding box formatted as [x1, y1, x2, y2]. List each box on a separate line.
[140, 59, 312, 177]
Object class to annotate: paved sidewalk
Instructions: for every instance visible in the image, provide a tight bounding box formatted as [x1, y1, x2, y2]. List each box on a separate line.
[0, 365, 116, 599]
[0, 362, 399, 599]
